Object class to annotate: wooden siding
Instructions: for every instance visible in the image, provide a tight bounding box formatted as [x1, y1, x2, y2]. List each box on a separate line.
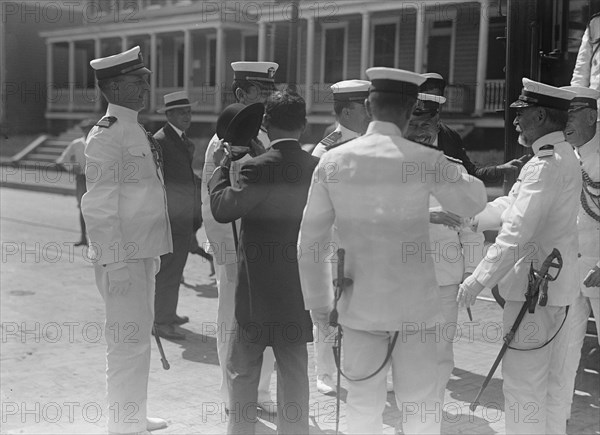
[452, 2, 481, 112]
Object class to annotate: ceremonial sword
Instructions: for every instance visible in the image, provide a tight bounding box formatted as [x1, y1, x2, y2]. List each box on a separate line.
[469, 248, 563, 411]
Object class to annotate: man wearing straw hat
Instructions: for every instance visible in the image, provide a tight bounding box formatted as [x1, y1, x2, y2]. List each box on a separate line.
[153, 91, 200, 340]
[82, 46, 172, 434]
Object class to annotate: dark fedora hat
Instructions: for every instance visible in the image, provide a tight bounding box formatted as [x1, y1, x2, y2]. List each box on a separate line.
[216, 103, 264, 149]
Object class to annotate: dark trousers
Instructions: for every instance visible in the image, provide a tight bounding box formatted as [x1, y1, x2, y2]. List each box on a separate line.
[227, 322, 309, 435]
[154, 232, 190, 324]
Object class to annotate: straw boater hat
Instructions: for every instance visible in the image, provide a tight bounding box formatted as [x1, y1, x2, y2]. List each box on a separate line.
[157, 91, 198, 113]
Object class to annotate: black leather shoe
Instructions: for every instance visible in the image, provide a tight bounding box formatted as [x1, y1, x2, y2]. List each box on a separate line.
[172, 314, 189, 325]
[74, 240, 88, 246]
[153, 324, 185, 340]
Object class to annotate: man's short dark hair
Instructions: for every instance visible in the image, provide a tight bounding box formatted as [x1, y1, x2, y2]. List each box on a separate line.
[368, 91, 417, 118]
[231, 79, 275, 101]
[264, 91, 306, 131]
[97, 78, 117, 93]
[333, 101, 356, 116]
[231, 79, 254, 100]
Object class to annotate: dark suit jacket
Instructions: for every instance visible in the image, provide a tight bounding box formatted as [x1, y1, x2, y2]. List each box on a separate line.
[154, 123, 197, 236]
[438, 122, 502, 183]
[208, 140, 318, 346]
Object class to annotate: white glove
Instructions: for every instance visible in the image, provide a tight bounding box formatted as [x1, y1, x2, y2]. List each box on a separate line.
[457, 274, 485, 308]
[108, 266, 131, 295]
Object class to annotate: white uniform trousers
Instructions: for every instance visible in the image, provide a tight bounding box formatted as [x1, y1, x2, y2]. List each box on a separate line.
[501, 302, 570, 435]
[94, 257, 159, 435]
[437, 284, 459, 402]
[342, 326, 441, 434]
[215, 262, 275, 404]
[560, 291, 600, 419]
[310, 309, 336, 379]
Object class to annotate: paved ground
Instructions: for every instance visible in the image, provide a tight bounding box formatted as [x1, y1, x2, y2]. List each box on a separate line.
[1, 184, 598, 434]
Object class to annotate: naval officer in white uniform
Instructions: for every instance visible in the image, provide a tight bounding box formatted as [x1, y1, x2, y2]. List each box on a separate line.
[82, 46, 173, 434]
[558, 85, 600, 421]
[299, 67, 487, 434]
[311, 79, 371, 159]
[458, 79, 580, 435]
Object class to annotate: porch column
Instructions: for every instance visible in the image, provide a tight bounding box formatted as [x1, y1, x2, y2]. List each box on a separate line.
[46, 41, 53, 112]
[215, 25, 225, 113]
[183, 29, 191, 92]
[121, 36, 128, 51]
[360, 12, 370, 79]
[414, 5, 425, 73]
[94, 38, 102, 112]
[258, 21, 267, 61]
[305, 17, 315, 113]
[68, 40, 75, 112]
[150, 33, 157, 111]
[474, 0, 490, 116]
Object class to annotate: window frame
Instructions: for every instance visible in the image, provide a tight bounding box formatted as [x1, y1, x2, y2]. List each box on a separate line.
[423, 13, 457, 83]
[206, 34, 217, 87]
[320, 21, 348, 84]
[370, 17, 399, 68]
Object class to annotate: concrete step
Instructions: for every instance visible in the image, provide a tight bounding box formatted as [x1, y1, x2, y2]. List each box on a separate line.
[33, 146, 64, 155]
[23, 153, 63, 162]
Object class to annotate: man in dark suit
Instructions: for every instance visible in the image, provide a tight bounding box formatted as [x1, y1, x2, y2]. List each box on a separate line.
[208, 91, 317, 435]
[153, 91, 199, 340]
[417, 73, 526, 183]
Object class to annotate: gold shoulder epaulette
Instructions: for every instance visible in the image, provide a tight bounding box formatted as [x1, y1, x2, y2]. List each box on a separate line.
[96, 116, 117, 128]
[320, 131, 342, 148]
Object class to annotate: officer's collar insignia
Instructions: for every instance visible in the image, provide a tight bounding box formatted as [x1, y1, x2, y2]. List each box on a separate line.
[96, 116, 117, 128]
[537, 144, 554, 158]
[321, 131, 342, 147]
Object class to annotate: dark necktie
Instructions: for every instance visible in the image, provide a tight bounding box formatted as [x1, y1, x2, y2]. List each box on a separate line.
[181, 133, 196, 160]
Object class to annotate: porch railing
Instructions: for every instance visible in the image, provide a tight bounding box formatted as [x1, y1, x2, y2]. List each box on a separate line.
[483, 79, 505, 113]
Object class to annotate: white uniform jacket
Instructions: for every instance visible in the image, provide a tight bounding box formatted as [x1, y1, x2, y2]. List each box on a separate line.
[429, 195, 485, 287]
[81, 103, 172, 266]
[298, 121, 487, 331]
[471, 131, 581, 306]
[201, 129, 270, 266]
[311, 123, 361, 159]
[576, 125, 600, 297]
[57, 137, 86, 174]
[571, 16, 600, 106]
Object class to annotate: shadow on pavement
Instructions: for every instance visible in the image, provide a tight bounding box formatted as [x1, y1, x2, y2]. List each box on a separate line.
[569, 336, 600, 433]
[171, 328, 219, 365]
[384, 393, 500, 434]
[182, 281, 218, 298]
[448, 367, 504, 412]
